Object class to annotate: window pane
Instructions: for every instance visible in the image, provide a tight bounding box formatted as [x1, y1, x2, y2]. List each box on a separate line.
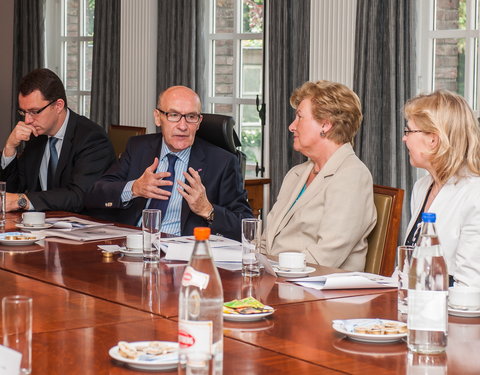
[242, 0, 264, 33]
[82, 95, 91, 117]
[433, 38, 465, 95]
[82, 41, 94, 91]
[65, 40, 79, 90]
[240, 104, 261, 177]
[215, 0, 234, 33]
[241, 40, 262, 98]
[84, 0, 95, 36]
[213, 103, 233, 116]
[66, 0, 80, 36]
[435, 0, 466, 30]
[214, 40, 234, 97]
[67, 94, 79, 112]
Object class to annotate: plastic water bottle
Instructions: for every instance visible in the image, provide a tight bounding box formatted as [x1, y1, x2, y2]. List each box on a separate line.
[178, 227, 223, 374]
[407, 212, 448, 354]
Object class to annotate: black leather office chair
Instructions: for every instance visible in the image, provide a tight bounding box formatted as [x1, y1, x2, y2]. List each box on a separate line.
[196, 113, 247, 179]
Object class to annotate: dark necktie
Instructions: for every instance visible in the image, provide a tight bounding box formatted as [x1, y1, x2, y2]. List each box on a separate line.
[47, 137, 59, 189]
[148, 154, 178, 217]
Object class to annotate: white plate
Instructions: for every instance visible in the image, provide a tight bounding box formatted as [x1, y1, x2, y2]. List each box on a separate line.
[119, 248, 143, 258]
[332, 319, 407, 343]
[109, 341, 178, 371]
[448, 307, 480, 318]
[272, 265, 315, 278]
[0, 232, 44, 246]
[15, 223, 54, 230]
[223, 306, 275, 322]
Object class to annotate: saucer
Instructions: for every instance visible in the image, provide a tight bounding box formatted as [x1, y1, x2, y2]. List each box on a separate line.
[272, 265, 315, 278]
[108, 341, 178, 370]
[0, 232, 45, 246]
[119, 247, 143, 257]
[332, 319, 406, 343]
[16, 223, 53, 230]
[448, 306, 480, 318]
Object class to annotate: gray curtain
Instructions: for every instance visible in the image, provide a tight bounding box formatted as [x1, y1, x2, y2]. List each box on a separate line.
[11, 0, 45, 126]
[353, 0, 416, 232]
[90, 0, 121, 129]
[267, 0, 310, 204]
[156, 0, 206, 105]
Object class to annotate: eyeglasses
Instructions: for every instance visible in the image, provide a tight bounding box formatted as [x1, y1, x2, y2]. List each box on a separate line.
[403, 127, 425, 136]
[156, 109, 202, 124]
[18, 100, 57, 118]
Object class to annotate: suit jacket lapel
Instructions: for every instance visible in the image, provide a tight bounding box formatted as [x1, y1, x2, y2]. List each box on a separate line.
[180, 139, 206, 233]
[53, 111, 76, 187]
[25, 136, 48, 191]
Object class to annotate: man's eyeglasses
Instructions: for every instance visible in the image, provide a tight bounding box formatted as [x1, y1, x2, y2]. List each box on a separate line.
[403, 127, 424, 136]
[156, 109, 202, 124]
[18, 100, 57, 118]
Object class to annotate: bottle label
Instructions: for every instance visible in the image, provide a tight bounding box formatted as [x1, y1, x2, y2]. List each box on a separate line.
[182, 266, 210, 289]
[178, 319, 213, 353]
[408, 290, 448, 332]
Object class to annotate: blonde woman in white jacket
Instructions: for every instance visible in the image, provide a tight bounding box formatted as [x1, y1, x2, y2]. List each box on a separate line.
[403, 90, 480, 288]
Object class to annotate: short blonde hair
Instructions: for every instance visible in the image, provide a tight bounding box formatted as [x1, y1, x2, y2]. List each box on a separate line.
[290, 80, 363, 144]
[404, 90, 480, 184]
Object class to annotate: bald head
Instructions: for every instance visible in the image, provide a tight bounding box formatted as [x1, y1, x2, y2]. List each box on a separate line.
[158, 86, 201, 113]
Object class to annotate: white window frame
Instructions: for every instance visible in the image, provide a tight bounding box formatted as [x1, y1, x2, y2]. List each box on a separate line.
[205, 0, 264, 174]
[45, 0, 94, 117]
[417, 0, 480, 117]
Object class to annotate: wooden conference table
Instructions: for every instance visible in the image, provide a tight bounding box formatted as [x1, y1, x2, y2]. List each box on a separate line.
[0, 212, 478, 374]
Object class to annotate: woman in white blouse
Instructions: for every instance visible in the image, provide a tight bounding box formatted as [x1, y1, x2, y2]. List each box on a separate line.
[403, 90, 480, 287]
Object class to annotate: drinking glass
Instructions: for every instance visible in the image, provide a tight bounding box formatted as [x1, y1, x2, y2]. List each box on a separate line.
[186, 351, 212, 375]
[0, 181, 6, 227]
[397, 245, 415, 314]
[142, 209, 161, 262]
[241, 218, 262, 277]
[2, 295, 33, 375]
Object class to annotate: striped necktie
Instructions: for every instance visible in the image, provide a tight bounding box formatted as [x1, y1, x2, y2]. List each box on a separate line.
[147, 153, 178, 217]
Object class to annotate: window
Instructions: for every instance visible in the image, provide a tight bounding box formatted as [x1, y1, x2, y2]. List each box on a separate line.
[418, 0, 480, 116]
[45, 0, 95, 117]
[206, 0, 264, 177]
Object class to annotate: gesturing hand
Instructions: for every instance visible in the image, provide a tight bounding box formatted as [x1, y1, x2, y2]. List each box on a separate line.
[132, 158, 174, 200]
[177, 167, 213, 219]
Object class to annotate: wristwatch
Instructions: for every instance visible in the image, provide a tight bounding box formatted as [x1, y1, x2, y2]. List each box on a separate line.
[206, 207, 215, 225]
[17, 194, 28, 210]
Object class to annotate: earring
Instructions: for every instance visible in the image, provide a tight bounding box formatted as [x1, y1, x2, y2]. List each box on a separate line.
[320, 130, 326, 137]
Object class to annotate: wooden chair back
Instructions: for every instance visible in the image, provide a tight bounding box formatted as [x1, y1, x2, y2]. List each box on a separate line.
[108, 125, 146, 158]
[365, 184, 404, 276]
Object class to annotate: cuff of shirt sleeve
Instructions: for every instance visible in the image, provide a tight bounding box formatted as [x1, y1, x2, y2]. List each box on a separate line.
[121, 180, 135, 203]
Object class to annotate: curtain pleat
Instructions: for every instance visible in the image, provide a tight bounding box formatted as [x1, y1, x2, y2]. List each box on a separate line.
[90, 0, 121, 129]
[11, 0, 45, 126]
[353, 0, 417, 234]
[267, 0, 310, 204]
[156, 0, 206, 106]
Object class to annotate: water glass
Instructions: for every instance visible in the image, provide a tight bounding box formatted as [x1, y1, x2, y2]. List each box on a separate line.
[241, 218, 262, 277]
[0, 181, 6, 226]
[142, 209, 161, 262]
[2, 295, 33, 375]
[397, 245, 415, 314]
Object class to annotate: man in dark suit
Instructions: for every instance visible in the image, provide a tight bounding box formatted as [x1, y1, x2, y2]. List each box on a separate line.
[86, 86, 252, 241]
[0, 68, 115, 212]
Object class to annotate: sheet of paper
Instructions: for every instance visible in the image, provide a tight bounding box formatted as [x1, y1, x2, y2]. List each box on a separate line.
[162, 235, 240, 248]
[40, 226, 141, 242]
[257, 253, 277, 276]
[0, 345, 22, 375]
[45, 216, 111, 229]
[290, 272, 396, 290]
[164, 242, 242, 263]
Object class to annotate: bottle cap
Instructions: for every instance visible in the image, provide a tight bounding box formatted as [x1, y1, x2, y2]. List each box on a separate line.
[421, 212, 436, 223]
[194, 227, 211, 240]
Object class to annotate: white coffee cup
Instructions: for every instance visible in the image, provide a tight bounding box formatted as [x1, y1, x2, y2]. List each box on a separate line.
[22, 212, 45, 227]
[278, 252, 306, 270]
[449, 286, 480, 310]
[126, 234, 143, 251]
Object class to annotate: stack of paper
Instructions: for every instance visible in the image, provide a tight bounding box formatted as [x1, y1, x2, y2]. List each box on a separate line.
[162, 235, 242, 263]
[290, 272, 397, 290]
